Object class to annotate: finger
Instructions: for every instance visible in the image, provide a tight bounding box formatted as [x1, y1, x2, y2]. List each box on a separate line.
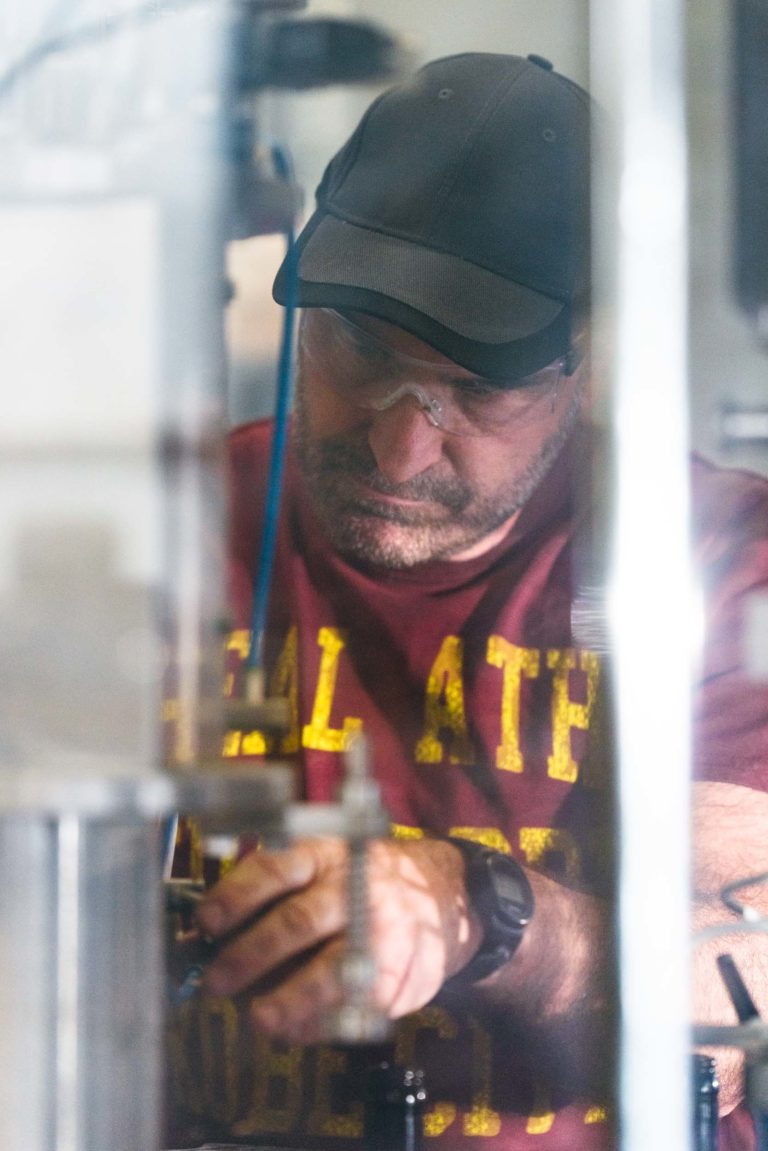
[203, 873, 348, 997]
[247, 938, 347, 1044]
[197, 837, 344, 938]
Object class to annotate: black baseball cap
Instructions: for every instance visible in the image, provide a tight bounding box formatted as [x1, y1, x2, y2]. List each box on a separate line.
[273, 52, 592, 384]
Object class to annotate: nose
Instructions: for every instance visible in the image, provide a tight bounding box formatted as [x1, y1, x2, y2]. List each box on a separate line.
[367, 396, 446, 485]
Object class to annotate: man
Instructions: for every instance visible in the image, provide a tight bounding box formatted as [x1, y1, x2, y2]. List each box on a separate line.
[166, 53, 768, 1149]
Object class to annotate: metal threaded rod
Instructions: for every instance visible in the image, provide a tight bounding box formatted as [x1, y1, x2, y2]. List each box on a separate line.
[329, 733, 391, 1044]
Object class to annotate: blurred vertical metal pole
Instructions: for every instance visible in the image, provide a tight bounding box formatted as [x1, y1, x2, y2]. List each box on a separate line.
[590, 0, 695, 1148]
[0, 0, 231, 1143]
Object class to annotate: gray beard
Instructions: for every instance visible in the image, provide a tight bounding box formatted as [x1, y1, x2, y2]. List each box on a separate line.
[292, 380, 582, 569]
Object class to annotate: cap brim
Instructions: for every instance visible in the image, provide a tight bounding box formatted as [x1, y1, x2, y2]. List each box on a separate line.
[273, 212, 573, 382]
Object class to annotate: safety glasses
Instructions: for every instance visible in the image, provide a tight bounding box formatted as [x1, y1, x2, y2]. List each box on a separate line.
[299, 309, 565, 438]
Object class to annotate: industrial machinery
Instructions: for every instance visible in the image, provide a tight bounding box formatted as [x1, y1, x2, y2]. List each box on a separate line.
[0, 3, 404, 1147]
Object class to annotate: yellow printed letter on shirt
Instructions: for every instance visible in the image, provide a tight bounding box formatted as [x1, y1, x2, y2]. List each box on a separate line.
[415, 636, 475, 766]
[486, 637, 540, 773]
[302, 627, 362, 752]
[547, 649, 600, 782]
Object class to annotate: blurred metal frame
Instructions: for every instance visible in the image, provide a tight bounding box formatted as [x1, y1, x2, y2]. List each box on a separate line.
[590, 0, 694, 1146]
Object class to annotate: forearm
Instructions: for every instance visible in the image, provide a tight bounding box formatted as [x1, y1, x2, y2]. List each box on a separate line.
[197, 831, 614, 1076]
[468, 866, 613, 1021]
[439, 859, 616, 1095]
[691, 909, 765, 1114]
[692, 782, 768, 1115]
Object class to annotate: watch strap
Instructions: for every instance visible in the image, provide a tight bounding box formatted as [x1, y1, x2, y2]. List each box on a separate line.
[447, 837, 534, 984]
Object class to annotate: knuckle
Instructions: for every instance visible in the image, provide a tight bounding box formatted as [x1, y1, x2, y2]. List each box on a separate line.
[277, 875, 344, 942]
[278, 896, 320, 941]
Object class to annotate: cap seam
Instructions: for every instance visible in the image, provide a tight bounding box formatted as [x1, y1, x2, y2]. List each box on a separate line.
[320, 89, 389, 201]
[425, 66, 531, 245]
[315, 56, 587, 300]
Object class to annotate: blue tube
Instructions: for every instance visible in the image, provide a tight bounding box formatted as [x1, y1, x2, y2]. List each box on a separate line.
[160, 813, 179, 879]
[247, 143, 299, 674]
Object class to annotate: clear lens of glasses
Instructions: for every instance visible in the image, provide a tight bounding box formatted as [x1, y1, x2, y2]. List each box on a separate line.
[300, 308, 564, 437]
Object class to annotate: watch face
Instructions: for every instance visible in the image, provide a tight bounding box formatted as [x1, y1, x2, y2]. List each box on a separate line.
[487, 853, 534, 929]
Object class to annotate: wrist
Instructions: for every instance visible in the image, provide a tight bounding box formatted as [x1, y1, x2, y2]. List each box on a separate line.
[445, 838, 535, 985]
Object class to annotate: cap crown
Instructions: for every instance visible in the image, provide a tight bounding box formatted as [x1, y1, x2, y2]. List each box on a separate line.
[274, 53, 593, 381]
[319, 54, 590, 305]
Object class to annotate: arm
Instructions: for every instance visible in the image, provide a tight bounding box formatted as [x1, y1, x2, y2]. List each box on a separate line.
[692, 780, 768, 1115]
[193, 784, 767, 1113]
[466, 861, 610, 1023]
[195, 832, 612, 1052]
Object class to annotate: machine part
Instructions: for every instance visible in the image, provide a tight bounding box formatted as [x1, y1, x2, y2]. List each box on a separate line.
[227, 16, 410, 240]
[717, 952, 761, 1021]
[720, 869, 768, 922]
[0, 811, 162, 1151]
[165, 1145, 313, 1150]
[164, 742, 391, 1042]
[224, 686, 292, 733]
[720, 405, 768, 446]
[326, 734, 391, 1044]
[0, 768, 293, 1151]
[693, 1020, 768, 1056]
[732, 0, 768, 324]
[236, 16, 408, 93]
[0, 766, 295, 839]
[692, 1055, 719, 1151]
[591, 0, 693, 1140]
[708, 952, 768, 1148]
[164, 754, 391, 1023]
[694, 950, 768, 1150]
[364, 1062, 427, 1151]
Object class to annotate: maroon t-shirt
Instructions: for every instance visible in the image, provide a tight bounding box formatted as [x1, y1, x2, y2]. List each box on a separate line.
[166, 420, 768, 1150]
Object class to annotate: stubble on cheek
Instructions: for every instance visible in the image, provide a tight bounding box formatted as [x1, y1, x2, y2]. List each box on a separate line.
[302, 436, 473, 519]
[292, 418, 512, 568]
[290, 373, 582, 568]
[290, 437, 471, 567]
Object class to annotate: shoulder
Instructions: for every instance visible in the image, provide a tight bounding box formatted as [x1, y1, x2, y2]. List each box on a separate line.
[689, 458, 768, 660]
[227, 419, 276, 505]
[226, 420, 279, 561]
[692, 453, 768, 521]
[692, 454, 768, 569]
[228, 419, 273, 471]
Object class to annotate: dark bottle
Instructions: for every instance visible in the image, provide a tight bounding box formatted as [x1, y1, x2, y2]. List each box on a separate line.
[364, 1062, 426, 1151]
[692, 1054, 719, 1151]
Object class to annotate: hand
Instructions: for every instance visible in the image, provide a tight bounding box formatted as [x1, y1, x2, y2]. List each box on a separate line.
[195, 836, 482, 1043]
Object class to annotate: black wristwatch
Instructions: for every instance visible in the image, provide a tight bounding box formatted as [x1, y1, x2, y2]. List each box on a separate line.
[447, 838, 534, 984]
